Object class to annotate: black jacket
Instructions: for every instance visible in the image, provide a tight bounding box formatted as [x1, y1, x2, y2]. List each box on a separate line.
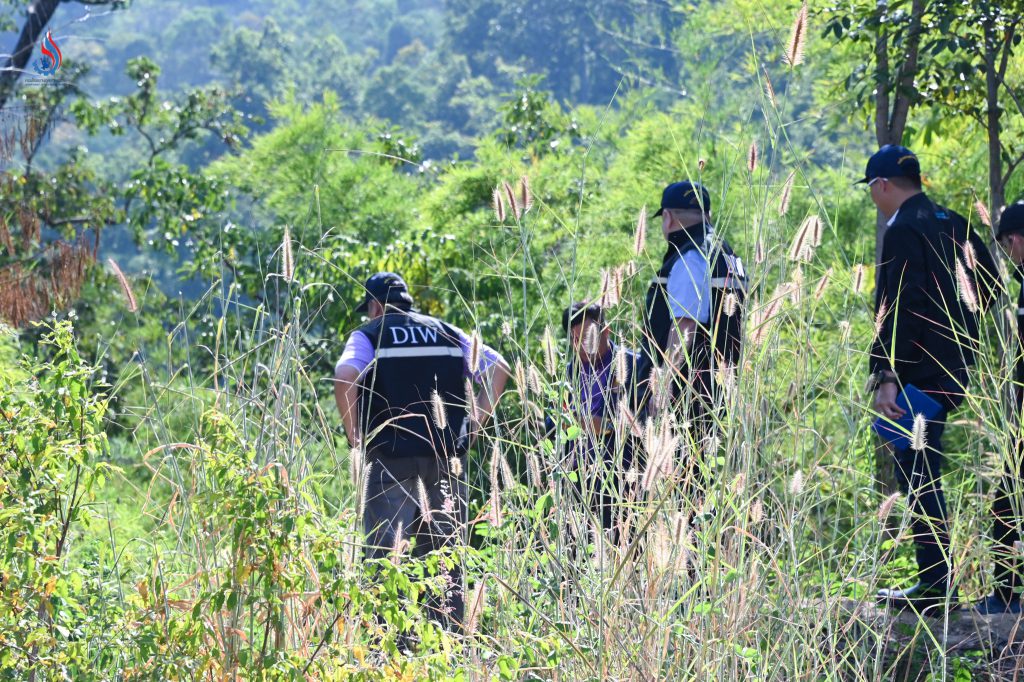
[870, 193, 999, 385]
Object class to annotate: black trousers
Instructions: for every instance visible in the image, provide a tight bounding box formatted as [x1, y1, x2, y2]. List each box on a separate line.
[890, 376, 964, 591]
[362, 456, 467, 632]
[991, 401, 1024, 603]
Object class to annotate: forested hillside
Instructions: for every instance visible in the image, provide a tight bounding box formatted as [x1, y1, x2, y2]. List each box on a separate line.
[2, 0, 1024, 679]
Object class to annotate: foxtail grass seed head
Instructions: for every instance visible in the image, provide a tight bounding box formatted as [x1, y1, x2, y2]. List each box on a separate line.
[955, 259, 979, 313]
[852, 264, 867, 294]
[492, 186, 506, 222]
[724, 292, 738, 317]
[503, 180, 520, 220]
[698, 158, 707, 172]
[449, 456, 463, 477]
[280, 226, 295, 283]
[527, 364, 543, 394]
[518, 175, 533, 214]
[582, 322, 600, 356]
[600, 268, 619, 307]
[634, 206, 648, 256]
[525, 448, 542, 488]
[755, 239, 766, 264]
[789, 215, 820, 262]
[963, 240, 978, 271]
[814, 268, 833, 300]
[501, 320, 512, 337]
[910, 413, 928, 451]
[464, 378, 478, 424]
[975, 200, 992, 227]
[614, 347, 629, 387]
[731, 472, 747, 495]
[874, 299, 888, 336]
[416, 477, 433, 524]
[764, 67, 778, 109]
[514, 360, 528, 402]
[430, 390, 448, 430]
[391, 522, 410, 563]
[108, 258, 138, 313]
[750, 499, 764, 525]
[877, 492, 901, 522]
[542, 326, 558, 375]
[747, 141, 759, 173]
[349, 446, 363, 484]
[789, 469, 805, 496]
[785, 3, 808, 67]
[779, 171, 796, 216]
[838, 320, 852, 344]
[468, 329, 482, 373]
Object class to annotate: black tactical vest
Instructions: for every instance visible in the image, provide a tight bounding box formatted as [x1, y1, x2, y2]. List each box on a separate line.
[704, 229, 748, 368]
[643, 224, 748, 375]
[357, 309, 469, 460]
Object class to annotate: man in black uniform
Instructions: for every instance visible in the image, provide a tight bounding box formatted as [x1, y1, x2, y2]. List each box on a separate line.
[863, 146, 999, 611]
[977, 201, 1024, 614]
[334, 272, 510, 631]
[642, 180, 746, 435]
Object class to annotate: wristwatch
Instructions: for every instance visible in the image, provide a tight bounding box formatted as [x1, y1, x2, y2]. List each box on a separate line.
[867, 372, 899, 392]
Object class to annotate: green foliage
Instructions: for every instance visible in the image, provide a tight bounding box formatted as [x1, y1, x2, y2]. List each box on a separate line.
[0, 320, 115, 678]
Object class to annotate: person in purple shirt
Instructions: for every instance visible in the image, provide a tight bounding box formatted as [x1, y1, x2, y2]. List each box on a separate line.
[333, 272, 510, 632]
[554, 302, 643, 537]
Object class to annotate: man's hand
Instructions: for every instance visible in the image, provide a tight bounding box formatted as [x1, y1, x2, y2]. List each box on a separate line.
[874, 382, 905, 420]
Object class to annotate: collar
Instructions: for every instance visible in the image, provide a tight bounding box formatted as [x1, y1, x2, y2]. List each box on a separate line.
[664, 223, 708, 255]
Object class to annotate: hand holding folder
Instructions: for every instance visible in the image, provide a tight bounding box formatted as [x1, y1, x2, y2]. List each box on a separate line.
[871, 384, 943, 450]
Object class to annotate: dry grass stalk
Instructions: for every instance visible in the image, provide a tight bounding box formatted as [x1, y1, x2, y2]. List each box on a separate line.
[465, 582, 486, 635]
[755, 239, 766, 264]
[764, 68, 778, 109]
[747, 141, 759, 173]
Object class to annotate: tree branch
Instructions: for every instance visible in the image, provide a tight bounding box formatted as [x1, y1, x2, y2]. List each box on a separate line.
[888, 0, 926, 141]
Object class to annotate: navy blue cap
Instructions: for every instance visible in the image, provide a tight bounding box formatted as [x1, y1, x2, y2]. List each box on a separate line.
[996, 201, 1024, 240]
[654, 181, 711, 217]
[355, 272, 414, 312]
[857, 145, 921, 184]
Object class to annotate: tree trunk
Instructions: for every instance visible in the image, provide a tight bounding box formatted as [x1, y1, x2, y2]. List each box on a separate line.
[0, 0, 63, 113]
[983, 15, 1006, 219]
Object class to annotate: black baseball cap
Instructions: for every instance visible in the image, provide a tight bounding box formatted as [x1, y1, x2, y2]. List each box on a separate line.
[355, 271, 414, 312]
[996, 201, 1024, 241]
[653, 181, 711, 217]
[562, 301, 604, 333]
[856, 144, 921, 184]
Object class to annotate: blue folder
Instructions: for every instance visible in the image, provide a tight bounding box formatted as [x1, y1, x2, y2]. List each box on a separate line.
[871, 384, 943, 450]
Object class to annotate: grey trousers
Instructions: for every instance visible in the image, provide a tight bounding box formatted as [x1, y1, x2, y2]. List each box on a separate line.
[363, 456, 467, 632]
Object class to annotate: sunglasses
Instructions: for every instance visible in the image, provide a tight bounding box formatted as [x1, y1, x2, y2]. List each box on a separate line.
[866, 177, 886, 188]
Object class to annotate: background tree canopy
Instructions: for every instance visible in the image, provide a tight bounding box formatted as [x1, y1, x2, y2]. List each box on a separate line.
[2, 0, 1024, 679]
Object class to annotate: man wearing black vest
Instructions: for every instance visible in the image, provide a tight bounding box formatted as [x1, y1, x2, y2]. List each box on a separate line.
[333, 272, 510, 631]
[642, 181, 746, 441]
[977, 201, 1024, 614]
[863, 145, 999, 611]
